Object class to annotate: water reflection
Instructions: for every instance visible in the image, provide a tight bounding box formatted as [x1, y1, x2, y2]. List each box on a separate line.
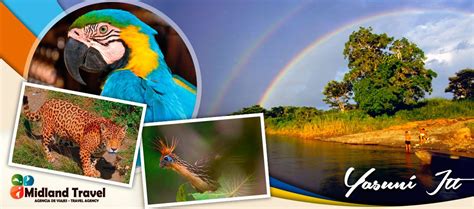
[268, 135, 474, 205]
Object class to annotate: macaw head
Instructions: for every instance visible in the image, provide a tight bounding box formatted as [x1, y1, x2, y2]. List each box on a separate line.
[64, 9, 161, 85]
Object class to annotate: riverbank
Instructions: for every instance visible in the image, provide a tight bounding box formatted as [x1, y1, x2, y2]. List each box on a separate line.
[267, 117, 474, 157]
[267, 133, 474, 205]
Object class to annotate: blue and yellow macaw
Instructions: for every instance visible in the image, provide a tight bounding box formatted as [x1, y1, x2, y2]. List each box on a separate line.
[63, 9, 196, 122]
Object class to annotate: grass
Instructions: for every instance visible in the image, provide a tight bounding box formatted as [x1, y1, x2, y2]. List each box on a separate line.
[13, 117, 54, 170]
[47, 90, 143, 134]
[121, 132, 138, 184]
[56, 156, 82, 174]
[394, 98, 473, 120]
[48, 90, 88, 107]
[13, 116, 84, 175]
[265, 98, 474, 139]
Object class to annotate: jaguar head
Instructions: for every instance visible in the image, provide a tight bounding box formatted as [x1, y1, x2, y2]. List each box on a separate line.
[100, 123, 127, 154]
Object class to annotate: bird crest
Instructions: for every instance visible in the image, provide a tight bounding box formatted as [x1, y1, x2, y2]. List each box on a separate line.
[154, 137, 178, 156]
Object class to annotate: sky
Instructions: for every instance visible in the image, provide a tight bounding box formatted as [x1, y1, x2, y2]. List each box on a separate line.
[60, 0, 474, 116]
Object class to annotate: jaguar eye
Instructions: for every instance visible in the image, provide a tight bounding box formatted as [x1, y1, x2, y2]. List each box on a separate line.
[99, 25, 108, 34]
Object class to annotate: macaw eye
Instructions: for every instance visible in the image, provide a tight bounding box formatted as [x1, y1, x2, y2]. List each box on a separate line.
[99, 25, 108, 34]
[163, 155, 172, 162]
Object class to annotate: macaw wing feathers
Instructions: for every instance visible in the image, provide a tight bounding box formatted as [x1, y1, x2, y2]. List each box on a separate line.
[101, 70, 146, 104]
[144, 69, 196, 122]
[143, 81, 187, 121]
[173, 75, 197, 94]
[101, 68, 196, 123]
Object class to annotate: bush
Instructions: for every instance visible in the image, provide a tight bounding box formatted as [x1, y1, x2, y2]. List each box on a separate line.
[92, 100, 142, 134]
[236, 98, 474, 138]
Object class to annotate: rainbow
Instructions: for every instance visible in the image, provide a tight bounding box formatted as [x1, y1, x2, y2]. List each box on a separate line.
[207, 2, 310, 114]
[258, 8, 471, 107]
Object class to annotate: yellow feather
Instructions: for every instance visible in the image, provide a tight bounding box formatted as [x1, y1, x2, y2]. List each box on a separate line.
[120, 26, 158, 78]
[173, 77, 197, 94]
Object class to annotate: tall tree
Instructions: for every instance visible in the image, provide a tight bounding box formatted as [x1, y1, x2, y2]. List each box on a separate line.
[353, 60, 403, 116]
[445, 68, 474, 100]
[387, 38, 437, 105]
[322, 80, 352, 112]
[342, 27, 437, 115]
[343, 27, 393, 81]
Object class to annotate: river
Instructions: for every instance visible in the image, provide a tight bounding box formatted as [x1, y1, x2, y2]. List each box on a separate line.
[267, 135, 474, 205]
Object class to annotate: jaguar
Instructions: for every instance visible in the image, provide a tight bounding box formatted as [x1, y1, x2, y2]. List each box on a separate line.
[22, 96, 127, 177]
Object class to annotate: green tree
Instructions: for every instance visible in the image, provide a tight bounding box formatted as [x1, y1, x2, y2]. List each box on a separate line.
[267, 106, 284, 118]
[342, 27, 437, 115]
[445, 68, 474, 100]
[232, 105, 266, 115]
[265, 106, 302, 118]
[343, 27, 393, 81]
[294, 106, 321, 120]
[387, 38, 437, 105]
[322, 80, 352, 112]
[353, 61, 402, 116]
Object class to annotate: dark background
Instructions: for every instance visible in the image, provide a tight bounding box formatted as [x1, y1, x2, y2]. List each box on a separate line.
[27, 2, 197, 95]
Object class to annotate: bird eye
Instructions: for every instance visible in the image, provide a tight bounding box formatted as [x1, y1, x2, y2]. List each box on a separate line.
[164, 155, 172, 162]
[99, 25, 108, 34]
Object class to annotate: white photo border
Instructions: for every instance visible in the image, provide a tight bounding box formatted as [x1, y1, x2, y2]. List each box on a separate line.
[140, 113, 270, 208]
[8, 81, 147, 188]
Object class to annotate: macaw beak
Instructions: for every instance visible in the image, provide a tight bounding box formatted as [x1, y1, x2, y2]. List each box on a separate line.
[64, 38, 108, 85]
[159, 160, 166, 168]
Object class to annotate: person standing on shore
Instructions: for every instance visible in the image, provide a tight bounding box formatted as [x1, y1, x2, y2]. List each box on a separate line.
[419, 128, 427, 144]
[405, 130, 411, 152]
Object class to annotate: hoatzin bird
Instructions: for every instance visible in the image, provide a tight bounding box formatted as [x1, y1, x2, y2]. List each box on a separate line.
[155, 138, 219, 193]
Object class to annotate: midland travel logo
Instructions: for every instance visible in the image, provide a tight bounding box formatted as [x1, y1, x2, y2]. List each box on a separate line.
[9, 173, 106, 203]
[10, 174, 34, 199]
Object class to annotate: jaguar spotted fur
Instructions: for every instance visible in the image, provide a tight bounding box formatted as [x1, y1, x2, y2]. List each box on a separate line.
[22, 96, 127, 177]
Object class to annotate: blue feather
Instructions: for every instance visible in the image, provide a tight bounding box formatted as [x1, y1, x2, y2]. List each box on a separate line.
[101, 68, 196, 122]
[88, 9, 197, 123]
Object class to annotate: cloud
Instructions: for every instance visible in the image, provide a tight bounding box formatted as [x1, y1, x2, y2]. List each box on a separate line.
[454, 40, 474, 50]
[405, 14, 473, 49]
[367, 12, 473, 73]
[402, 14, 473, 67]
[426, 52, 453, 65]
[403, 13, 474, 99]
[263, 11, 474, 109]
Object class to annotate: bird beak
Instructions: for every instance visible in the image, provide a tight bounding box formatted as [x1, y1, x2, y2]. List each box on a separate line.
[159, 160, 165, 168]
[64, 38, 109, 85]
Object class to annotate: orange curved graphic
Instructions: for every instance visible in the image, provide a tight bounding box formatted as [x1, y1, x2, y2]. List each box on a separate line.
[0, 3, 36, 76]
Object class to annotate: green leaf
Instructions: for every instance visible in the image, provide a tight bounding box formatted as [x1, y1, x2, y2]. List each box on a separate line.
[191, 192, 227, 200]
[176, 184, 188, 202]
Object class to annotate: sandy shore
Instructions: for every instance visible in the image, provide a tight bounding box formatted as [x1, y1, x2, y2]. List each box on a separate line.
[269, 118, 474, 158]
